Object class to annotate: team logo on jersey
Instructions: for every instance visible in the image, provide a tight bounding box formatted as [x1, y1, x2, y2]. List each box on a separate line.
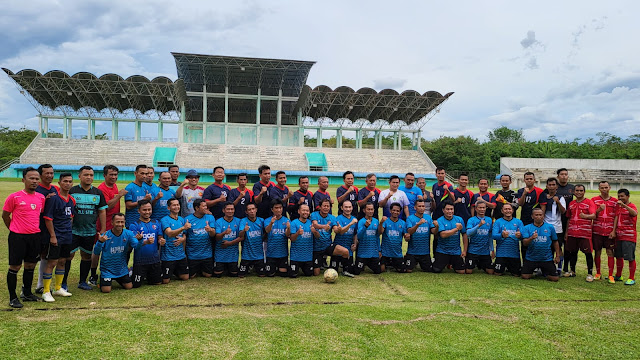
[93, 196, 97, 202]
[152, 225, 157, 230]
[31, 203, 36, 210]
[19, 201, 26, 206]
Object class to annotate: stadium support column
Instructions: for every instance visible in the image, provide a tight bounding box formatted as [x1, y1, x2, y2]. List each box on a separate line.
[256, 88, 261, 144]
[417, 130, 422, 150]
[158, 122, 163, 142]
[337, 129, 342, 148]
[355, 129, 362, 149]
[178, 102, 185, 143]
[202, 84, 208, 143]
[88, 119, 94, 140]
[42, 117, 49, 138]
[135, 121, 141, 141]
[297, 108, 304, 147]
[38, 115, 42, 137]
[63, 117, 68, 139]
[277, 89, 282, 146]
[224, 86, 229, 144]
[393, 132, 398, 150]
[317, 128, 322, 148]
[112, 119, 118, 141]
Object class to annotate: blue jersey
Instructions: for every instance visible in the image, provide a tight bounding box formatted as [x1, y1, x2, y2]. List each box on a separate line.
[214, 217, 241, 263]
[310, 212, 336, 251]
[334, 214, 357, 256]
[239, 217, 265, 261]
[265, 216, 290, 258]
[406, 213, 434, 256]
[312, 190, 332, 214]
[129, 220, 163, 265]
[381, 218, 406, 258]
[288, 190, 313, 220]
[160, 215, 187, 261]
[522, 222, 557, 262]
[357, 187, 381, 218]
[152, 186, 176, 221]
[336, 185, 359, 216]
[289, 218, 313, 262]
[436, 215, 466, 255]
[43, 193, 76, 245]
[93, 229, 140, 279]
[228, 187, 253, 219]
[432, 181, 454, 219]
[124, 182, 148, 227]
[453, 189, 474, 225]
[466, 216, 493, 256]
[184, 213, 215, 260]
[492, 217, 524, 259]
[399, 185, 421, 216]
[357, 217, 380, 258]
[203, 183, 232, 219]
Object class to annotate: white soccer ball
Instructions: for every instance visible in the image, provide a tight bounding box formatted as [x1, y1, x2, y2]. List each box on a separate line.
[323, 268, 338, 283]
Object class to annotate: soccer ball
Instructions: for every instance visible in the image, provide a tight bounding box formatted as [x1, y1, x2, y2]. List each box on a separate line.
[323, 268, 338, 283]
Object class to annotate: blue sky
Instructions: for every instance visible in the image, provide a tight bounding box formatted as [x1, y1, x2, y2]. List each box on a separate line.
[1, 0, 638, 141]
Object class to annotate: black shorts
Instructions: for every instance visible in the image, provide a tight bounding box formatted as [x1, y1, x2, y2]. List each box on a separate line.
[289, 261, 314, 277]
[614, 240, 636, 261]
[214, 261, 239, 275]
[265, 257, 289, 276]
[353, 257, 381, 275]
[44, 243, 73, 260]
[8, 232, 41, 266]
[556, 232, 565, 248]
[432, 252, 465, 273]
[592, 234, 615, 250]
[380, 256, 405, 272]
[132, 262, 162, 287]
[239, 259, 265, 276]
[522, 260, 557, 276]
[329, 256, 353, 270]
[313, 244, 337, 268]
[465, 253, 493, 270]
[162, 258, 189, 279]
[404, 254, 432, 272]
[494, 257, 521, 275]
[100, 274, 132, 288]
[565, 236, 593, 253]
[72, 234, 95, 254]
[188, 257, 214, 277]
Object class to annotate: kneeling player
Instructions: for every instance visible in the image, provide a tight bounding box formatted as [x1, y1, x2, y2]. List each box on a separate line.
[264, 200, 291, 277]
[185, 199, 216, 278]
[214, 202, 244, 277]
[311, 199, 352, 277]
[331, 201, 358, 275]
[287, 204, 316, 277]
[160, 198, 190, 284]
[379, 203, 407, 273]
[521, 208, 560, 281]
[432, 202, 466, 274]
[465, 202, 494, 274]
[353, 203, 382, 275]
[405, 199, 437, 272]
[94, 213, 153, 293]
[129, 200, 165, 288]
[492, 203, 524, 276]
[238, 203, 266, 277]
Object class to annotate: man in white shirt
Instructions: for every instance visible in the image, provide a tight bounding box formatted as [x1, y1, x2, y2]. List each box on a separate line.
[379, 175, 410, 220]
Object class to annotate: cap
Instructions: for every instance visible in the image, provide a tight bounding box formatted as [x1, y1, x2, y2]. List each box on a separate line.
[186, 169, 199, 178]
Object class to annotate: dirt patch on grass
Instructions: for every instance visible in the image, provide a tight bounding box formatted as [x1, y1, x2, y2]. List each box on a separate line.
[363, 311, 518, 325]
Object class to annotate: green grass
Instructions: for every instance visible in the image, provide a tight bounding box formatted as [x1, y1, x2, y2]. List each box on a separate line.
[0, 180, 639, 359]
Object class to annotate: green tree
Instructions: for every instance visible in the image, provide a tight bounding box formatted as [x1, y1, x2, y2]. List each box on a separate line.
[0, 127, 38, 165]
[487, 126, 525, 144]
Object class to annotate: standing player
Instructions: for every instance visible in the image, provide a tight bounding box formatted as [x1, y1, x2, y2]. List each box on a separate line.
[238, 203, 265, 277]
[465, 202, 494, 274]
[271, 171, 294, 211]
[357, 173, 381, 219]
[432, 202, 465, 274]
[152, 172, 176, 222]
[452, 173, 474, 225]
[521, 208, 561, 282]
[492, 203, 524, 276]
[310, 199, 352, 276]
[124, 165, 151, 227]
[591, 181, 618, 281]
[517, 172, 545, 260]
[288, 176, 313, 220]
[203, 166, 231, 219]
[160, 198, 190, 284]
[176, 170, 204, 218]
[543, 178, 566, 276]
[331, 201, 359, 275]
[379, 176, 410, 220]
[431, 167, 454, 222]
[471, 178, 496, 219]
[352, 203, 382, 275]
[313, 176, 333, 214]
[405, 199, 437, 273]
[264, 200, 291, 277]
[145, 167, 162, 203]
[228, 173, 253, 219]
[35, 164, 58, 294]
[213, 202, 243, 277]
[611, 189, 637, 285]
[3, 167, 46, 308]
[184, 199, 216, 278]
[493, 174, 519, 220]
[336, 171, 359, 216]
[287, 204, 317, 277]
[379, 203, 407, 273]
[253, 165, 276, 219]
[556, 168, 575, 242]
[41, 173, 75, 302]
[564, 184, 596, 281]
[416, 177, 434, 215]
[67, 166, 107, 291]
[399, 172, 420, 217]
[129, 200, 164, 288]
[93, 213, 153, 293]
[168, 165, 180, 187]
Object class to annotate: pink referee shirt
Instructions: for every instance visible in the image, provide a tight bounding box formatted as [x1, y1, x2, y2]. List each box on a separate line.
[2, 190, 45, 234]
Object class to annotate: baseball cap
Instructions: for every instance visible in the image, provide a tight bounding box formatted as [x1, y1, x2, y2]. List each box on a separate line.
[186, 169, 199, 178]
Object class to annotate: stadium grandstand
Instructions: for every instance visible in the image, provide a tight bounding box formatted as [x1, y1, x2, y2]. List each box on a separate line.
[1, 52, 452, 183]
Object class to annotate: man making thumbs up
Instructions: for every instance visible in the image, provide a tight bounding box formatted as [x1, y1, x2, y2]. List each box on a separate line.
[214, 202, 243, 277]
[521, 208, 560, 282]
[184, 199, 216, 278]
[128, 199, 165, 288]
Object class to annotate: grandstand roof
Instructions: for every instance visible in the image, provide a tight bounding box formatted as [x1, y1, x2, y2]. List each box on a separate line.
[1, 68, 186, 120]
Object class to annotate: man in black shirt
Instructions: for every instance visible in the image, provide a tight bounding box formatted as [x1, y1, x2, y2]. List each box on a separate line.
[493, 174, 519, 219]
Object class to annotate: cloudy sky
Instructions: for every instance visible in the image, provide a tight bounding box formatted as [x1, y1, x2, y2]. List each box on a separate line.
[1, 0, 638, 141]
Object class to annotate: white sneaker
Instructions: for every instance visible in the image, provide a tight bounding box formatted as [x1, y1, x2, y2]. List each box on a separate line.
[53, 288, 72, 297]
[586, 274, 595, 283]
[42, 292, 55, 302]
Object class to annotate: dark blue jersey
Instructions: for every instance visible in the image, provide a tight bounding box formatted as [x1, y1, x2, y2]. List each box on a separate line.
[357, 187, 381, 219]
[432, 181, 454, 219]
[471, 192, 496, 219]
[43, 193, 76, 245]
[453, 189, 474, 225]
[288, 190, 313, 220]
[129, 220, 163, 265]
[203, 183, 232, 219]
[228, 188, 253, 219]
[253, 181, 277, 219]
[336, 185, 359, 216]
[312, 190, 332, 214]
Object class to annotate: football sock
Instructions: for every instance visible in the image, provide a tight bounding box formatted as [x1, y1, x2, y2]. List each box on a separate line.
[63, 259, 72, 284]
[608, 256, 615, 277]
[90, 266, 97, 279]
[43, 272, 52, 294]
[585, 253, 594, 275]
[7, 269, 18, 300]
[595, 255, 601, 274]
[616, 258, 624, 277]
[570, 251, 578, 272]
[563, 249, 571, 272]
[55, 268, 65, 291]
[629, 260, 636, 280]
[79, 260, 91, 283]
[37, 258, 46, 288]
[22, 268, 34, 296]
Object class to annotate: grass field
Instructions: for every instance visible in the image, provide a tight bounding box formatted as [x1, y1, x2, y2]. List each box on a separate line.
[1, 180, 639, 359]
